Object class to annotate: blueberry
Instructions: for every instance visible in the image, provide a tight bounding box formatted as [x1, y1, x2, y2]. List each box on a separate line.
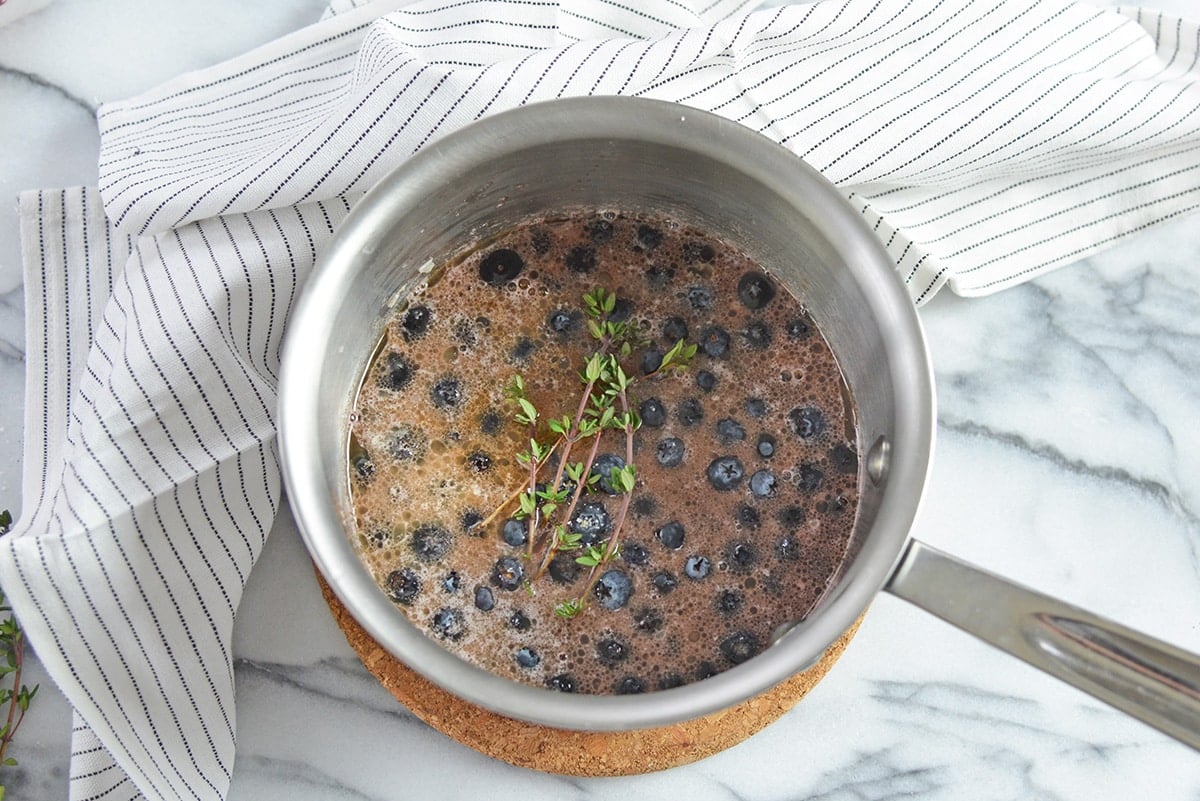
[633, 607, 664, 633]
[757, 434, 777, 458]
[385, 568, 420, 604]
[687, 285, 715, 310]
[478, 247, 524, 285]
[616, 676, 645, 694]
[515, 646, 541, 668]
[655, 437, 686, 467]
[460, 509, 483, 534]
[695, 370, 718, 392]
[699, 326, 730, 358]
[610, 297, 634, 322]
[778, 506, 806, 528]
[719, 631, 759, 665]
[509, 610, 532, 630]
[353, 453, 375, 483]
[655, 521, 685, 550]
[641, 348, 664, 375]
[591, 453, 627, 494]
[788, 406, 826, 439]
[727, 541, 757, 570]
[547, 674, 577, 693]
[388, 424, 427, 461]
[431, 608, 466, 640]
[549, 553, 581, 584]
[706, 456, 745, 491]
[431, 377, 464, 409]
[570, 501, 612, 546]
[547, 308, 583, 335]
[639, 398, 667, 427]
[750, 470, 777, 498]
[695, 661, 719, 680]
[776, 535, 802, 561]
[530, 228, 552, 255]
[683, 242, 716, 263]
[632, 495, 658, 517]
[589, 218, 615, 243]
[510, 338, 537, 363]
[652, 571, 678, 594]
[480, 408, 503, 435]
[410, 524, 451, 561]
[491, 556, 525, 591]
[502, 518, 528, 547]
[596, 636, 630, 665]
[737, 271, 776, 310]
[400, 304, 433, 340]
[830, 443, 858, 474]
[742, 321, 772, 350]
[796, 464, 824, 492]
[622, 542, 650, 566]
[735, 504, 760, 527]
[442, 571, 465, 593]
[635, 224, 663, 251]
[684, 555, 711, 580]
[786, 317, 812, 340]
[564, 245, 596, 273]
[378, 352, 414, 391]
[677, 398, 704, 426]
[657, 674, 685, 690]
[474, 585, 495, 611]
[467, 450, 492, 472]
[662, 316, 689, 343]
[594, 569, 633, 609]
[745, 398, 767, 418]
[717, 589, 742, 614]
[716, 417, 745, 443]
[644, 264, 674, 287]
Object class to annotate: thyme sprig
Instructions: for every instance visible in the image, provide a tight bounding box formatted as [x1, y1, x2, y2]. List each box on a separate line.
[0, 510, 38, 799]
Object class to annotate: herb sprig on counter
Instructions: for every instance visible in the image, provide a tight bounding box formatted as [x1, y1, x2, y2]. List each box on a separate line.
[0, 509, 38, 800]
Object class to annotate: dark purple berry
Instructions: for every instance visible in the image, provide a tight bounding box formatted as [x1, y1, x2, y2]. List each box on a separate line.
[478, 248, 524, 285]
[431, 608, 465, 640]
[431, 376, 464, 409]
[706, 456, 745, 490]
[610, 297, 634, 322]
[684, 555, 711, 580]
[460, 508, 483, 534]
[716, 417, 745, 443]
[778, 506, 806, 527]
[547, 674, 577, 693]
[745, 397, 767, 418]
[687, 285, 715, 310]
[717, 589, 742, 613]
[662, 316, 689, 342]
[547, 307, 583, 335]
[776, 535, 802, 561]
[699, 326, 730, 358]
[737, 271, 776, 310]
[635, 224, 663, 251]
[410, 524, 451, 561]
[788, 406, 826, 439]
[655, 521, 685, 550]
[509, 610, 532, 630]
[353, 453, 375, 483]
[480, 408, 503, 435]
[441, 571, 462, 593]
[656, 437, 686, 467]
[467, 450, 492, 472]
[634, 607, 664, 633]
[549, 553, 581, 584]
[491, 556, 525, 591]
[695, 370, 717, 392]
[591, 453, 626, 494]
[641, 348, 664, 375]
[683, 242, 716, 263]
[474, 585, 495, 611]
[501, 518, 527, 547]
[388, 424, 427, 461]
[652, 571, 677, 594]
[645, 264, 674, 288]
[510, 338, 537, 364]
[616, 676, 645, 694]
[695, 661, 719, 680]
[735, 504, 760, 527]
[530, 229, 551, 255]
[594, 570, 633, 609]
[657, 674, 684, 690]
[750, 469, 777, 498]
[831, 442, 858, 474]
[632, 495, 658, 517]
[564, 245, 596, 273]
[385, 568, 420, 604]
[786, 317, 812, 339]
[596, 636, 629, 665]
[757, 434, 777, 458]
[796, 464, 823, 492]
[401, 305, 433, 340]
[515, 647, 540, 668]
[570, 501, 612, 546]
[588, 217, 615, 243]
[719, 631, 759, 665]
[622, 542, 650, 566]
[727, 541, 756, 570]
[639, 398, 667, 427]
[742, 321, 772, 350]
[677, 398, 704, 426]
[378, 352, 414, 391]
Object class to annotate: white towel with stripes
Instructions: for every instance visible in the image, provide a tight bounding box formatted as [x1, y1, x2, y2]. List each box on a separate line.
[2, 0, 1199, 799]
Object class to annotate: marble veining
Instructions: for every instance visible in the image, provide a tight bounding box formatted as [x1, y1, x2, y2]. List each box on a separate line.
[2, 0, 1199, 799]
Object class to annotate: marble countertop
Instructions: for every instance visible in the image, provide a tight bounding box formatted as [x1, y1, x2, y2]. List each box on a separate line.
[2, 0, 1199, 798]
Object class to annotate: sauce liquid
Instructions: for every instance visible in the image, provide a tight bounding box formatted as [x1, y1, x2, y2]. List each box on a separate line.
[348, 211, 858, 694]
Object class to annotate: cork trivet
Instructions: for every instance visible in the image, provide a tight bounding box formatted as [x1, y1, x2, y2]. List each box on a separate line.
[318, 570, 861, 776]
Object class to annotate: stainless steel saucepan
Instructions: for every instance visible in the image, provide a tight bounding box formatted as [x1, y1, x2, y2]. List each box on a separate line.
[277, 96, 1200, 749]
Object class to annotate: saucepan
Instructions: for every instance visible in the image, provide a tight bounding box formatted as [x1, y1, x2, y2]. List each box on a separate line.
[277, 96, 1200, 749]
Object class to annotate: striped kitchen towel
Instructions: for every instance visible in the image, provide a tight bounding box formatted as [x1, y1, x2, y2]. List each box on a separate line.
[2, 0, 1199, 799]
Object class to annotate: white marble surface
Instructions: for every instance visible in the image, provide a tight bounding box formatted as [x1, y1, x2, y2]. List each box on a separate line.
[2, 1, 1199, 799]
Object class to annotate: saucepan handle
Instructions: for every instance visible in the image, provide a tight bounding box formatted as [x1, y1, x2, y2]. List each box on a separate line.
[884, 538, 1200, 751]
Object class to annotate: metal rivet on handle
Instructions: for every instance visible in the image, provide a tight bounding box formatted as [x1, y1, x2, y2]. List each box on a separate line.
[866, 434, 890, 486]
